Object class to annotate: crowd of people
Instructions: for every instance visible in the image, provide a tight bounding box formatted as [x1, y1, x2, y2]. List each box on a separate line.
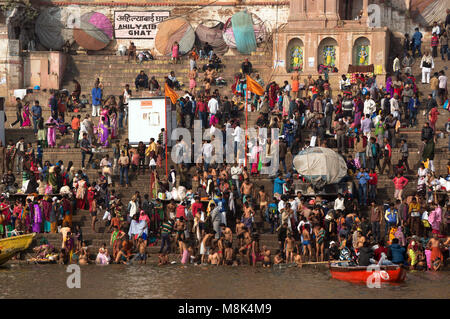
[0, 23, 449, 270]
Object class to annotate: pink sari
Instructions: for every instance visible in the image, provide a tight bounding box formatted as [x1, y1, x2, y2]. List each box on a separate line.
[21, 105, 32, 127]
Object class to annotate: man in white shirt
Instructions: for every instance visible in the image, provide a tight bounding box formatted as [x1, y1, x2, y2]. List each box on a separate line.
[208, 96, 219, 116]
[390, 94, 400, 119]
[334, 193, 345, 211]
[231, 163, 243, 196]
[232, 124, 243, 159]
[438, 70, 447, 99]
[202, 140, 214, 171]
[15, 137, 25, 174]
[363, 95, 376, 116]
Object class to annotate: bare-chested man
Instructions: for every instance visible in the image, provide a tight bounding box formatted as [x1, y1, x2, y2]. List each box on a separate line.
[224, 242, 234, 265]
[302, 224, 312, 262]
[428, 233, 443, 271]
[174, 217, 186, 243]
[257, 185, 268, 218]
[284, 233, 295, 263]
[262, 245, 271, 268]
[235, 219, 245, 247]
[294, 253, 303, 267]
[274, 250, 283, 264]
[220, 223, 233, 244]
[239, 228, 252, 264]
[240, 179, 254, 202]
[201, 231, 215, 264]
[208, 248, 220, 265]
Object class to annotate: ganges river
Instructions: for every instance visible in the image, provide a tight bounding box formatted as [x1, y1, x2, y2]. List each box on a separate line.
[1, 263, 449, 299]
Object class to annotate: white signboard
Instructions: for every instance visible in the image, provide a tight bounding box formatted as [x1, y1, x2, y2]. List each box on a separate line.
[128, 97, 168, 145]
[308, 57, 315, 67]
[114, 11, 170, 39]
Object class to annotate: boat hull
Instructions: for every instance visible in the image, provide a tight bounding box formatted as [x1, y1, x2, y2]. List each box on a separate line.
[0, 233, 36, 265]
[330, 264, 407, 283]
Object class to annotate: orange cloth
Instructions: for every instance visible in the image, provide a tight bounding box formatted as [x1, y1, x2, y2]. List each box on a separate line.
[164, 83, 179, 104]
[246, 75, 264, 96]
[431, 246, 443, 262]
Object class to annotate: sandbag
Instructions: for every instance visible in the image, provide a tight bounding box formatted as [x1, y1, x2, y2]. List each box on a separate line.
[35, 7, 65, 50]
[177, 186, 187, 201]
[293, 147, 348, 187]
[155, 17, 195, 56]
[74, 12, 113, 51]
[195, 22, 228, 55]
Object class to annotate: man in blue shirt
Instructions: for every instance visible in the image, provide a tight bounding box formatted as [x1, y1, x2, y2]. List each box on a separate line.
[412, 27, 423, 58]
[31, 100, 42, 134]
[273, 173, 285, 195]
[356, 167, 370, 206]
[91, 82, 102, 117]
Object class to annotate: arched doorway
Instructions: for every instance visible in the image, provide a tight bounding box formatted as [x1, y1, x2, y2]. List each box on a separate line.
[286, 38, 304, 73]
[318, 37, 338, 67]
[353, 37, 370, 65]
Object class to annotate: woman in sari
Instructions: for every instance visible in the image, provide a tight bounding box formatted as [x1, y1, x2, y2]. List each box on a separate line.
[57, 114, 68, 136]
[42, 197, 52, 233]
[76, 177, 87, 210]
[46, 116, 58, 148]
[21, 102, 32, 128]
[250, 143, 262, 175]
[172, 41, 180, 64]
[98, 116, 110, 148]
[32, 202, 42, 233]
[282, 91, 290, 117]
[268, 82, 278, 109]
[110, 112, 118, 139]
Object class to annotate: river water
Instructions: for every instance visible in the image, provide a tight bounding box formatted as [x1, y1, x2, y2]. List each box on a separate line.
[1, 264, 449, 299]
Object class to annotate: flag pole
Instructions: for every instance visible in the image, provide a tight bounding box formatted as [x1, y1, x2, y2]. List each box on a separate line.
[245, 86, 248, 168]
[165, 96, 168, 177]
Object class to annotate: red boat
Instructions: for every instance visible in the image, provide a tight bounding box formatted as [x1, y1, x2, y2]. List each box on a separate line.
[329, 262, 407, 284]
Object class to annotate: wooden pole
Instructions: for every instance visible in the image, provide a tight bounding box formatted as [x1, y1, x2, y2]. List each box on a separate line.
[165, 97, 168, 177]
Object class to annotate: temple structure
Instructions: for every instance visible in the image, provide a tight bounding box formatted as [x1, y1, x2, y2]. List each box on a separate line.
[273, 0, 390, 85]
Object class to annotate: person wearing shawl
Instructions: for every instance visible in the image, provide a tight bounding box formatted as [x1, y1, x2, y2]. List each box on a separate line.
[62, 195, 73, 227]
[394, 226, 406, 247]
[46, 116, 58, 148]
[32, 202, 42, 233]
[42, 196, 52, 233]
[428, 204, 442, 234]
[98, 116, 110, 148]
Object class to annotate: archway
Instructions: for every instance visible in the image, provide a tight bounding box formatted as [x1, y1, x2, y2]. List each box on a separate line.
[318, 37, 338, 68]
[286, 37, 304, 73]
[353, 37, 370, 65]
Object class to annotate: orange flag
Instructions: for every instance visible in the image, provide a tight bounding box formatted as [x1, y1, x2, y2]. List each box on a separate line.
[246, 74, 264, 96]
[164, 83, 179, 104]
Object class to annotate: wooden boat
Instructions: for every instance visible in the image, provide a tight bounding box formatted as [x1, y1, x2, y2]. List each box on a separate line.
[0, 233, 36, 265]
[329, 262, 407, 284]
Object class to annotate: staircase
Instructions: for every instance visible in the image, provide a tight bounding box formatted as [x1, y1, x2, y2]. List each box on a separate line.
[4, 45, 449, 259]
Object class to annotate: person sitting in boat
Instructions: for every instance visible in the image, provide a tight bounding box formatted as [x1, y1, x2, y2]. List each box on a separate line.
[357, 241, 374, 266]
[387, 238, 406, 265]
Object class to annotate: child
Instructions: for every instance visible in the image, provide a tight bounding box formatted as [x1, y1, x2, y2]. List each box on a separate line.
[158, 252, 168, 266]
[80, 94, 89, 109]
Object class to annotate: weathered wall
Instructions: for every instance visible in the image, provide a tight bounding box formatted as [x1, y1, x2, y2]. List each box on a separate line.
[36, 1, 290, 52]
